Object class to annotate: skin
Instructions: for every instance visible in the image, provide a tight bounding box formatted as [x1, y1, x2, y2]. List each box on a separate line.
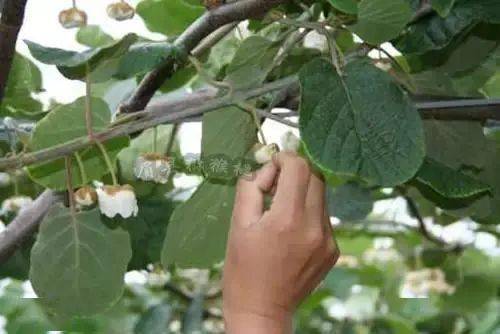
[223, 152, 340, 333]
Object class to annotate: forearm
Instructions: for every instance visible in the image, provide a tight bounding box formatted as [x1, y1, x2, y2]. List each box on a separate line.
[224, 309, 293, 334]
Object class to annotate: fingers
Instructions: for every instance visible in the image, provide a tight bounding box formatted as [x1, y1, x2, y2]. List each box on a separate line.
[305, 171, 326, 225]
[271, 152, 311, 218]
[232, 162, 278, 227]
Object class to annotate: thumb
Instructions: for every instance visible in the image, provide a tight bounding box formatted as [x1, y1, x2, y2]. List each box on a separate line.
[232, 162, 278, 227]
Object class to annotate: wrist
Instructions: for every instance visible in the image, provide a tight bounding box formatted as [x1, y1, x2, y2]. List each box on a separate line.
[223, 304, 293, 334]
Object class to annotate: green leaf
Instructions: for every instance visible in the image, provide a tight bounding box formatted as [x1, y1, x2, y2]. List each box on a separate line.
[25, 34, 137, 82]
[134, 304, 172, 334]
[444, 275, 496, 312]
[327, 182, 373, 221]
[431, 0, 457, 17]
[27, 97, 129, 190]
[415, 158, 491, 199]
[372, 315, 418, 334]
[424, 120, 493, 170]
[104, 198, 175, 270]
[0, 53, 43, 119]
[349, 0, 412, 44]
[202, 107, 256, 160]
[299, 58, 425, 186]
[324, 267, 360, 300]
[136, 0, 204, 36]
[225, 36, 281, 90]
[327, 0, 358, 14]
[395, 0, 500, 54]
[161, 181, 235, 268]
[29, 205, 132, 317]
[76, 25, 114, 48]
[114, 42, 178, 79]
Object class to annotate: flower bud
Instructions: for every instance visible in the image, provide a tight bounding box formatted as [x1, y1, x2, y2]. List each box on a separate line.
[134, 153, 172, 184]
[59, 7, 87, 29]
[74, 186, 97, 207]
[253, 143, 279, 164]
[107, 1, 135, 21]
[96, 184, 138, 218]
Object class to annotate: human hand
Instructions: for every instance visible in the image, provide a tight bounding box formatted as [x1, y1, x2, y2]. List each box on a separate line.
[223, 152, 339, 334]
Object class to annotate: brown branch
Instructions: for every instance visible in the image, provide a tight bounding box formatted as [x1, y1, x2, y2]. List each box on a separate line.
[0, 0, 28, 103]
[119, 0, 288, 113]
[403, 195, 462, 252]
[0, 76, 297, 171]
[0, 190, 59, 263]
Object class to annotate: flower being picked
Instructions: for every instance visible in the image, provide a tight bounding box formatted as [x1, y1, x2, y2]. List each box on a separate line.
[134, 153, 172, 184]
[253, 143, 279, 164]
[107, 1, 135, 21]
[74, 186, 97, 207]
[59, 7, 87, 29]
[1, 196, 33, 214]
[280, 131, 300, 153]
[96, 184, 138, 218]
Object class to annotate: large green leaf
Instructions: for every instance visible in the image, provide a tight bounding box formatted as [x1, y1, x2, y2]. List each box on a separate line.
[424, 120, 493, 169]
[76, 25, 114, 48]
[224, 36, 281, 90]
[136, 0, 204, 36]
[114, 42, 179, 79]
[27, 97, 129, 190]
[349, 0, 411, 45]
[104, 198, 175, 270]
[431, 0, 457, 17]
[395, 0, 500, 54]
[443, 275, 497, 312]
[327, 182, 373, 221]
[161, 181, 235, 268]
[327, 0, 358, 14]
[29, 205, 132, 317]
[0, 53, 43, 119]
[299, 58, 425, 186]
[414, 158, 491, 199]
[25, 34, 137, 82]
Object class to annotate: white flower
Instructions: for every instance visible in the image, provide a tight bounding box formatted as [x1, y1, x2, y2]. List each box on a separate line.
[254, 143, 279, 164]
[134, 153, 172, 184]
[1, 196, 33, 214]
[335, 255, 359, 268]
[362, 247, 402, 265]
[96, 185, 138, 218]
[0, 173, 11, 187]
[58, 7, 87, 29]
[74, 186, 97, 207]
[401, 268, 454, 298]
[280, 131, 300, 153]
[107, 1, 135, 21]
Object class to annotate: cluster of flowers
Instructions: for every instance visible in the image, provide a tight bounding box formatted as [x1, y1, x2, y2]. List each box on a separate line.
[59, 0, 135, 29]
[402, 268, 455, 297]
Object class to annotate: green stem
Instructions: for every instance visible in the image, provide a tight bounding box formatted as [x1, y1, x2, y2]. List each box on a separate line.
[152, 126, 158, 153]
[237, 102, 267, 145]
[166, 124, 179, 155]
[73, 152, 88, 184]
[65, 156, 76, 217]
[95, 141, 118, 185]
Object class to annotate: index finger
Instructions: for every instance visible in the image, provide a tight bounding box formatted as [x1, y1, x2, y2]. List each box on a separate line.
[270, 152, 311, 217]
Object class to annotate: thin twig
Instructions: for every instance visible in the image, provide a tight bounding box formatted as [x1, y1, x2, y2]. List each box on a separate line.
[403, 195, 462, 252]
[65, 156, 76, 217]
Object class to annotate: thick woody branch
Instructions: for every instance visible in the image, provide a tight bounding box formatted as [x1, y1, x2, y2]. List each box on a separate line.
[0, 76, 297, 171]
[0, 0, 28, 103]
[0, 190, 59, 263]
[119, 0, 288, 113]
